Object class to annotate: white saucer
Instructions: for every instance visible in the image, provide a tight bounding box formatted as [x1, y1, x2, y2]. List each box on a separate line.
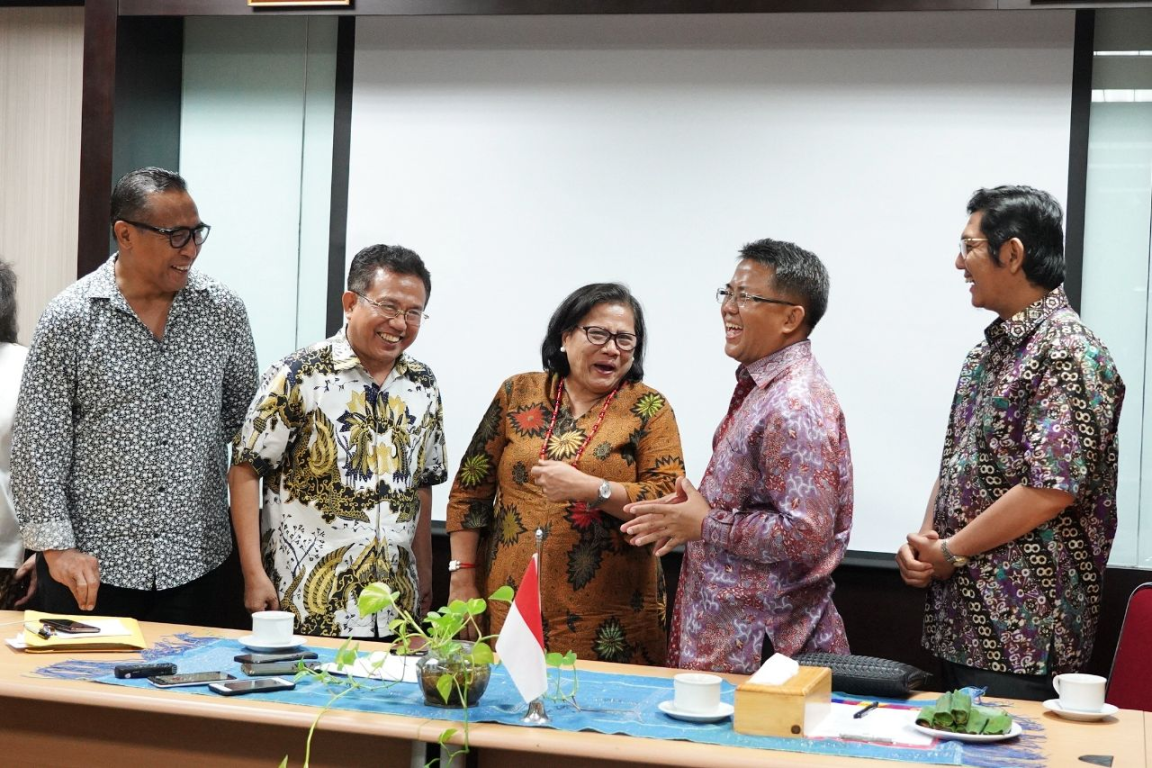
[657, 700, 734, 723]
[238, 634, 306, 652]
[1042, 699, 1119, 722]
[913, 721, 1022, 743]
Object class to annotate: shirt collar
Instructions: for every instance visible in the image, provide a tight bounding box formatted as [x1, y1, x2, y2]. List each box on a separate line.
[330, 327, 411, 380]
[742, 339, 813, 388]
[984, 286, 1068, 345]
[87, 253, 210, 302]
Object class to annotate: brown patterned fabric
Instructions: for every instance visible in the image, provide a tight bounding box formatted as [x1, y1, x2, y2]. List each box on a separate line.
[446, 372, 685, 665]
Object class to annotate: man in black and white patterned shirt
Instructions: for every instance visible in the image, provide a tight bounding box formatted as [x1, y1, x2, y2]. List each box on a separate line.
[11, 167, 258, 626]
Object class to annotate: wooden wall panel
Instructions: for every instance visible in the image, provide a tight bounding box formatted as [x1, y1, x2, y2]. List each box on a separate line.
[0, 7, 83, 345]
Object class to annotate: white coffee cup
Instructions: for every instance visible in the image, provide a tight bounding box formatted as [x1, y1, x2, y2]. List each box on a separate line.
[251, 610, 295, 645]
[1053, 673, 1107, 712]
[673, 672, 722, 714]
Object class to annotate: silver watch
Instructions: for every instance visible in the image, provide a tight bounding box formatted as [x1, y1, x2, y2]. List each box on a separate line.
[593, 479, 612, 506]
[940, 539, 970, 567]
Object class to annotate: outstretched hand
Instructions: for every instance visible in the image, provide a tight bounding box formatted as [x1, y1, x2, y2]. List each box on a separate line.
[620, 476, 707, 557]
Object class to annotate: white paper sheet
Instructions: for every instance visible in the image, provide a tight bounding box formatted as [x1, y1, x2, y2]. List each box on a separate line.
[808, 702, 934, 746]
[321, 651, 420, 684]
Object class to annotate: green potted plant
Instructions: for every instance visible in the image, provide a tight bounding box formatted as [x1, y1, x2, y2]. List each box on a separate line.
[356, 581, 514, 707]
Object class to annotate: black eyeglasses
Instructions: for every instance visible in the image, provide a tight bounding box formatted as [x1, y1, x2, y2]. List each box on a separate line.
[122, 220, 211, 249]
[354, 292, 429, 326]
[580, 325, 637, 352]
[716, 288, 795, 308]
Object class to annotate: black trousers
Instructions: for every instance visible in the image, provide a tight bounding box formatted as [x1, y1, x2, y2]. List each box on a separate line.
[35, 553, 226, 628]
[939, 659, 1055, 702]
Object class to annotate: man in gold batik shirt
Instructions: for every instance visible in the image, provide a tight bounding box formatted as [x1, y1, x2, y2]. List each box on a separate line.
[229, 245, 446, 638]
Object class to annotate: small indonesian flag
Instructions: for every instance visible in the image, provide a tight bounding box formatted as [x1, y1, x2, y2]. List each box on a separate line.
[495, 554, 548, 703]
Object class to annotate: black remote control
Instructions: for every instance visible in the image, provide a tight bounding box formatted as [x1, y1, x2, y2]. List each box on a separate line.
[114, 662, 178, 679]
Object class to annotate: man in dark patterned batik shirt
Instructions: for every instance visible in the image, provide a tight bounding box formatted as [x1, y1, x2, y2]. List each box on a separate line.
[11, 167, 258, 626]
[897, 186, 1124, 701]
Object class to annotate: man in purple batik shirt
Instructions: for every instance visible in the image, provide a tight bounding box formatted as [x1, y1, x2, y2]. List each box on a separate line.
[624, 239, 853, 674]
[897, 186, 1124, 701]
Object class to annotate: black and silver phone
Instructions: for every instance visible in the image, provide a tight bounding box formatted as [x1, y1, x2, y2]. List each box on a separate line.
[240, 661, 321, 677]
[233, 651, 319, 665]
[148, 671, 236, 688]
[209, 677, 296, 696]
[41, 618, 100, 634]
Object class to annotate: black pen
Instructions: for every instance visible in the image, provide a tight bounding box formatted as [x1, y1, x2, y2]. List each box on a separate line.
[853, 701, 880, 719]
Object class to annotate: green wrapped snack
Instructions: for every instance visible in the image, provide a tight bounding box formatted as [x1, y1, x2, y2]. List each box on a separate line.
[964, 707, 989, 734]
[982, 711, 1013, 735]
[933, 692, 955, 728]
[951, 691, 972, 726]
[916, 705, 937, 726]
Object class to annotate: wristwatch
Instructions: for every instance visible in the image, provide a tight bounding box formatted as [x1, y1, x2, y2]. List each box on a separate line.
[448, 560, 476, 573]
[593, 479, 612, 507]
[940, 539, 970, 568]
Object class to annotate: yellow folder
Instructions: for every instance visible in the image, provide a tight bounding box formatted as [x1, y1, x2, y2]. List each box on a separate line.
[22, 610, 147, 653]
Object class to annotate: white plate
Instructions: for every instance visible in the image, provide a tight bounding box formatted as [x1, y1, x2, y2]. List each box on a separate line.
[657, 700, 734, 723]
[913, 721, 1022, 743]
[238, 634, 306, 652]
[1042, 699, 1119, 722]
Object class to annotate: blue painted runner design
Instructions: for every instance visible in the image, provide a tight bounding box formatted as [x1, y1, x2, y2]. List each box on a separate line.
[39, 638, 1045, 767]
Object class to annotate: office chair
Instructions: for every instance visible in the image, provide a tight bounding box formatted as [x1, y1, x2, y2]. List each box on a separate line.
[1106, 582, 1152, 711]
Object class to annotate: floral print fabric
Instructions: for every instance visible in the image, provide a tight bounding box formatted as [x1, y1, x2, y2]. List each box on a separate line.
[233, 330, 447, 638]
[446, 372, 685, 665]
[669, 340, 853, 674]
[12, 256, 257, 590]
[923, 287, 1124, 675]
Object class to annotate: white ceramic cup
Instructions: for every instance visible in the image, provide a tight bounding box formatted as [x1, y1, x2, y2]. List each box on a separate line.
[673, 672, 722, 714]
[251, 610, 295, 645]
[1053, 673, 1107, 712]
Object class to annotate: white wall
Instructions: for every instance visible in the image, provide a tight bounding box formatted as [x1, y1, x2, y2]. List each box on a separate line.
[345, 12, 1076, 554]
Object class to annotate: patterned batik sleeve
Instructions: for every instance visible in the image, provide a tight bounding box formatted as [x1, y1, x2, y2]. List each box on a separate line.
[220, 297, 259, 440]
[10, 309, 80, 550]
[415, 383, 448, 488]
[1023, 342, 1120, 498]
[704, 400, 845, 565]
[445, 380, 510, 533]
[232, 365, 304, 479]
[617, 393, 686, 503]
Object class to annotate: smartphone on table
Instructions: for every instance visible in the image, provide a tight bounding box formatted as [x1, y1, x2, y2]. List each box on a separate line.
[233, 651, 318, 665]
[210, 677, 296, 696]
[240, 661, 321, 677]
[41, 619, 100, 634]
[148, 671, 236, 688]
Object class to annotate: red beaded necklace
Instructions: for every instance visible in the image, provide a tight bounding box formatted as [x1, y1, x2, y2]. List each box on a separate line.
[539, 377, 620, 466]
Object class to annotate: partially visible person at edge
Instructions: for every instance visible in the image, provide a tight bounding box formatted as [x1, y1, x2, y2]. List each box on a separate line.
[896, 186, 1124, 701]
[230, 245, 446, 638]
[623, 239, 853, 674]
[0, 260, 35, 610]
[12, 167, 258, 625]
[445, 283, 685, 665]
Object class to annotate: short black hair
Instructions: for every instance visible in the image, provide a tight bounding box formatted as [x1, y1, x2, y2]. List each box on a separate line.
[110, 167, 189, 226]
[738, 238, 830, 331]
[0, 259, 17, 344]
[347, 244, 432, 302]
[967, 185, 1064, 290]
[541, 283, 646, 382]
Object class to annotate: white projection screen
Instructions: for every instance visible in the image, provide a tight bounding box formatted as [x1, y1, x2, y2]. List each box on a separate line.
[345, 12, 1075, 554]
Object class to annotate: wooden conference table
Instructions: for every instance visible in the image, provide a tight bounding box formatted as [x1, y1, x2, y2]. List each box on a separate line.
[0, 611, 1145, 768]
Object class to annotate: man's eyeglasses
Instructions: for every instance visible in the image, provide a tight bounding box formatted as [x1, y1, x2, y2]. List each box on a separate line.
[354, 292, 428, 326]
[716, 288, 795, 309]
[122, 220, 211, 249]
[959, 237, 989, 258]
[580, 325, 637, 352]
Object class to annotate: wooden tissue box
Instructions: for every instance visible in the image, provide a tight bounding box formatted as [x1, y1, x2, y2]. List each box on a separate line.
[733, 665, 832, 737]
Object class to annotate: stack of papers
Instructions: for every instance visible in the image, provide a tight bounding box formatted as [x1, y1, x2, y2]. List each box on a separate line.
[19, 611, 147, 653]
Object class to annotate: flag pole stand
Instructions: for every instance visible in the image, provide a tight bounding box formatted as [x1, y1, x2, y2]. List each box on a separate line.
[521, 696, 550, 725]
